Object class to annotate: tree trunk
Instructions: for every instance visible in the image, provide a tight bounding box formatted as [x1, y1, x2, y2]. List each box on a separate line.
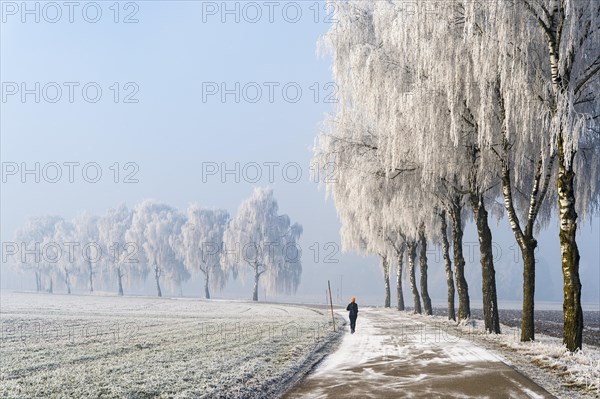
[382, 255, 390, 308]
[204, 271, 211, 299]
[88, 261, 94, 293]
[500, 159, 537, 341]
[558, 134, 583, 351]
[545, 9, 583, 352]
[519, 243, 536, 341]
[407, 242, 421, 314]
[64, 269, 71, 294]
[252, 262, 260, 302]
[154, 264, 162, 297]
[35, 270, 41, 292]
[450, 198, 470, 320]
[397, 246, 405, 311]
[117, 266, 124, 296]
[48, 277, 53, 294]
[440, 211, 456, 321]
[418, 228, 433, 315]
[469, 194, 501, 334]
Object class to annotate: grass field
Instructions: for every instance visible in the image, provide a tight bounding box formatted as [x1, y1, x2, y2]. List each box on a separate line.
[0, 292, 341, 398]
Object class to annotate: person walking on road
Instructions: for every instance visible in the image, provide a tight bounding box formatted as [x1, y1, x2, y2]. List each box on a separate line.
[346, 297, 358, 333]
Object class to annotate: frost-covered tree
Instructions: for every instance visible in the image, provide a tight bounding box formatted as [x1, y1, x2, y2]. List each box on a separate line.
[175, 206, 230, 299]
[127, 200, 188, 297]
[313, 1, 443, 313]
[454, 0, 599, 345]
[381, 0, 502, 330]
[73, 213, 100, 292]
[53, 219, 78, 294]
[320, 0, 598, 344]
[453, 3, 557, 341]
[313, 123, 422, 310]
[99, 205, 136, 296]
[316, 0, 467, 318]
[13, 216, 62, 292]
[508, 0, 600, 351]
[222, 188, 303, 301]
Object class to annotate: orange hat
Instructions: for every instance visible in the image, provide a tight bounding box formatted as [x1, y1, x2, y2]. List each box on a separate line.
[351, 297, 356, 302]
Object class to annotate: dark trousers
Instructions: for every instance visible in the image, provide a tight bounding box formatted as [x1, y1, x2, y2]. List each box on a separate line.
[349, 316, 357, 332]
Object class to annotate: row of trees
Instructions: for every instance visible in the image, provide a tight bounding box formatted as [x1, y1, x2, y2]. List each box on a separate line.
[314, 0, 599, 351]
[10, 188, 303, 301]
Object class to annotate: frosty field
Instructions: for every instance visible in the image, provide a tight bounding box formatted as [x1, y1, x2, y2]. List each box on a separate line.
[2, 292, 599, 398]
[0, 292, 341, 398]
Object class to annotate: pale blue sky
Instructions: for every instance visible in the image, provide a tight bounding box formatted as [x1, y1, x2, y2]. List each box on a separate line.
[1, 1, 598, 308]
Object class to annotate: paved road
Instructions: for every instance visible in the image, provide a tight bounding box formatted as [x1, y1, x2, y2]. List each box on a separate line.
[283, 308, 554, 399]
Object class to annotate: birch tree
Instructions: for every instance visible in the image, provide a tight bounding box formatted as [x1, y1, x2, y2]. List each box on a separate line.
[318, 0, 597, 343]
[73, 213, 100, 293]
[222, 188, 303, 301]
[458, 0, 599, 345]
[369, 0, 508, 328]
[99, 205, 136, 296]
[53, 220, 78, 294]
[14, 216, 62, 292]
[315, 0, 440, 313]
[511, 0, 600, 351]
[127, 200, 188, 297]
[175, 206, 230, 299]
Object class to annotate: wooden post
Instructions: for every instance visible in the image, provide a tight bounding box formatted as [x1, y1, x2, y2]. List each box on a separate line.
[328, 280, 336, 332]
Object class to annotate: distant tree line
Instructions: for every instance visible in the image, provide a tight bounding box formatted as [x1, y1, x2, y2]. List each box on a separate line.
[8, 187, 302, 302]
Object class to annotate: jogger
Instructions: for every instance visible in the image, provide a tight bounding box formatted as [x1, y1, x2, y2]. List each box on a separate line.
[346, 297, 358, 333]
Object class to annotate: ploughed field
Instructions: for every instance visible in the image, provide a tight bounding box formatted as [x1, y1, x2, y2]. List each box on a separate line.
[0, 292, 340, 399]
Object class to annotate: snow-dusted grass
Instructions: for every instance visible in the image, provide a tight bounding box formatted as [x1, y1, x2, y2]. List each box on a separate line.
[405, 311, 600, 398]
[0, 292, 341, 398]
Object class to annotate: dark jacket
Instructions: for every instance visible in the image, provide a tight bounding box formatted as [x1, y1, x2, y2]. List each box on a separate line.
[346, 302, 358, 318]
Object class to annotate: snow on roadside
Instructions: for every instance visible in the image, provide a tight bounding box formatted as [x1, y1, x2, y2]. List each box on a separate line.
[404, 311, 600, 398]
[308, 308, 387, 375]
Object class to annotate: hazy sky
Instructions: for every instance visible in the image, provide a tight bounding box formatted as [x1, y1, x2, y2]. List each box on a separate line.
[1, 1, 598, 308]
